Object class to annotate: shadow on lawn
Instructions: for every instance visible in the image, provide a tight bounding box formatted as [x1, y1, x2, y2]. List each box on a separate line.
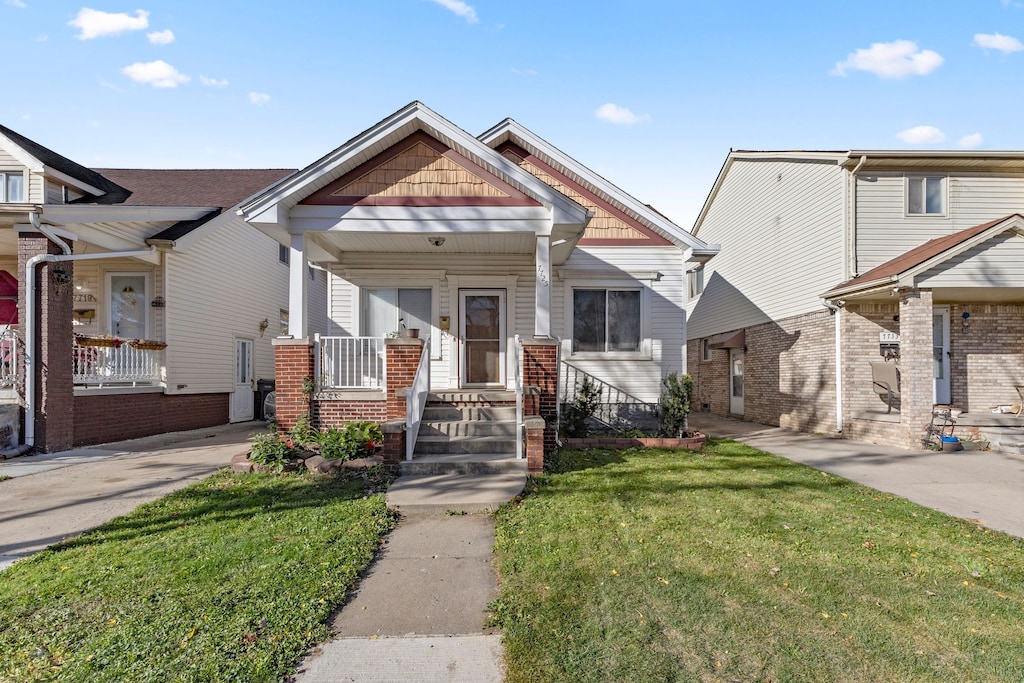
[50, 471, 385, 554]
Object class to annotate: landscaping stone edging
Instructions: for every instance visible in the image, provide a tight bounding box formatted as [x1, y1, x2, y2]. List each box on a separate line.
[562, 433, 707, 450]
[230, 452, 384, 474]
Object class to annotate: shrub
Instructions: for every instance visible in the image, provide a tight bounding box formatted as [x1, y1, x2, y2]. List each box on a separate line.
[660, 372, 694, 438]
[319, 421, 384, 460]
[289, 415, 320, 449]
[562, 376, 602, 438]
[249, 432, 297, 473]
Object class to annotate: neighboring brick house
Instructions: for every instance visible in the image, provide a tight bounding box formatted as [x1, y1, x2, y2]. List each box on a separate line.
[0, 123, 327, 452]
[688, 150, 1024, 449]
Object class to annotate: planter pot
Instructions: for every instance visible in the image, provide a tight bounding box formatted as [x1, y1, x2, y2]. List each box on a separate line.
[400, 328, 420, 339]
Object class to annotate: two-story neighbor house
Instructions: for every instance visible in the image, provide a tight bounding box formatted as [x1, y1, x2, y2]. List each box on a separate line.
[0, 123, 327, 452]
[688, 150, 1024, 449]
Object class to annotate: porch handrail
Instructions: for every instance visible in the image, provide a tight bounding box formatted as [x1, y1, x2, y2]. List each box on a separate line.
[73, 340, 161, 386]
[0, 327, 20, 389]
[406, 338, 431, 461]
[559, 360, 660, 431]
[316, 335, 387, 390]
[513, 334, 523, 460]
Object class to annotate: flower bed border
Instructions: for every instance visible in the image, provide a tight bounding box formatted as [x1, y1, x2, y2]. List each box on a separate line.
[562, 432, 706, 450]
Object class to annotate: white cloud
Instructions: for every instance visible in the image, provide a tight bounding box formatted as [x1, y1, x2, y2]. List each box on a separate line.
[147, 29, 175, 45]
[897, 125, 946, 145]
[121, 60, 189, 88]
[831, 39, 943, 78]
[958, 132, 984, 149]
[248, 91, 271, 105]
[595, 103, 648, 126]
[426, 0, 478, 23]
[5, 0, 28, 9]
[200, 75, 228, 87]
[69, 8, 149, 40]
[973, 32, 1024, 54]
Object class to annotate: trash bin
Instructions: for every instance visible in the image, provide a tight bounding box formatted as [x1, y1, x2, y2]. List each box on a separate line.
[254, 378, 276, 421]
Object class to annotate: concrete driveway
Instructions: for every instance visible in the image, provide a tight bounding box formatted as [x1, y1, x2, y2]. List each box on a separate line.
[689, 413, 1024, 538]
[0, 422, 260, 569]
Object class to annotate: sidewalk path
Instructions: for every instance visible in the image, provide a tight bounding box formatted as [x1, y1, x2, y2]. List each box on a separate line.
[689, 413, 1024, 538]
[0, 422, 260, 569]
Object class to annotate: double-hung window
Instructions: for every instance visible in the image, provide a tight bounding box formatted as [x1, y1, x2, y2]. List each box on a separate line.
[362, 288, 431, 338]
[687, 266, 704, 298]
[572, 288, 641, 353]
[907, 176, 944, 216]
[0, 171, 25, 203]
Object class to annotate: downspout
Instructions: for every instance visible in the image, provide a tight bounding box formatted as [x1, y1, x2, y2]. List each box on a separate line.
[848, 155, 867, 279]
[822, 300, 844, 432]
[23, 212, 158, 448]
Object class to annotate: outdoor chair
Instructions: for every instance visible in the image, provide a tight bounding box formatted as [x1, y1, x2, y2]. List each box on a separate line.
[870, 361, 901, 414]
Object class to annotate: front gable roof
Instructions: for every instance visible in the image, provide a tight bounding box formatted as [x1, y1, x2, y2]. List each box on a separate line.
[480, 118, 717, 257]
[823, 214, 1024, 298]
[239, 102, 589, 228]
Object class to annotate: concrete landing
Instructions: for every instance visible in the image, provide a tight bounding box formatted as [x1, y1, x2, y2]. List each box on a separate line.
[387, 472, 526, 514]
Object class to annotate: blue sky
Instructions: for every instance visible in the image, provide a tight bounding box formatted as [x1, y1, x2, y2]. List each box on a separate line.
[3, 0, 1023, 228]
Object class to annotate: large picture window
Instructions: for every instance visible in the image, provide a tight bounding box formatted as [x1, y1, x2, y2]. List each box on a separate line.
[362, 288, 431, 337]
[572, 288, 641, 353]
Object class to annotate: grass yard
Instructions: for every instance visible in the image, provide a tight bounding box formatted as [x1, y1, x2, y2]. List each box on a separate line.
[493, 441, 1024, 683]
[0, 469, 395, 682]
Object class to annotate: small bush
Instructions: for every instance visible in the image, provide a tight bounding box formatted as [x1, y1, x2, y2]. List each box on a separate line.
[659, 372, 694, 437]
[289, 416, 320, 449]
[249, 432, 297, 472]
[562, 376, 602, 438]
[320, 421, 384, 460]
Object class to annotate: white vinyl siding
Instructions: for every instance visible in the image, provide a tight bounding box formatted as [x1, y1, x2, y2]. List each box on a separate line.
[917, 232, 1024, 288]
[70, 257, 165, 341]
[165, 218, 290, 393]
[857, 173, 1024, 272]
[688, 158, 845, 340]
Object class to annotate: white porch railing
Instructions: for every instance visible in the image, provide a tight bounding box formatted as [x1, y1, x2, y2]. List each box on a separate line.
[73, 341, 162, 386]
[0, 327, 20, 389]
[513, 334, 524, 460]
[406, 338, 431, 461]
[316, 335, 387, 390]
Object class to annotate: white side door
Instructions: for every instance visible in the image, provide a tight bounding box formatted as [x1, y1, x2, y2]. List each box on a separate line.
[933, 306, 950, 405]
[729, 348, 744, 415]
[231, 338, 254, 422]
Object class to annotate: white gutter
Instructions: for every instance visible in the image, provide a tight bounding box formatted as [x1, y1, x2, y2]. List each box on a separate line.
[24, 212, 157, 448]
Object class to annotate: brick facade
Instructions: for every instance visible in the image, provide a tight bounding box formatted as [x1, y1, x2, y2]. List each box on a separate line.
[384, 338, 425, 421]
[73, 392, 229, 446]
[18, 233, 75, 452]
[313, 396, 387, 428]
[521, 338, 558, 455]
[272, 339, 314, 433]
[948, 303, 1024, 411]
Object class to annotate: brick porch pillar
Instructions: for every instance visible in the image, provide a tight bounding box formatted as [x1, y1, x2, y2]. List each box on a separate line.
[272, 338, 313, 433]
[899, 289, 934, 448]
[385, 338, 425, 421]
[17, 232, 74, 452]
[521, 338, 559, 455]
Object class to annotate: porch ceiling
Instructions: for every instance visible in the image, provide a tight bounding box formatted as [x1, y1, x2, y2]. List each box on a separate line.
[309, 231, 535, 257]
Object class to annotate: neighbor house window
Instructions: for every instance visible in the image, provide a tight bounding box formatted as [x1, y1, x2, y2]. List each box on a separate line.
[702, 338, 712, 362]
[572, 288, 641, 353]
[687, 266, 704, 298]
[280, 309, 289, 336]
[279, 244, 289, 264]
[907, 177, 944, 215]
[0, 171, 25, 203]
[362, 288, 431, 337]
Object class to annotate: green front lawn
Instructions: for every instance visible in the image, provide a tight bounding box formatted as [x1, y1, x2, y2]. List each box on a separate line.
[493, 442, 1024, 682]
[0, 469, 395, 682]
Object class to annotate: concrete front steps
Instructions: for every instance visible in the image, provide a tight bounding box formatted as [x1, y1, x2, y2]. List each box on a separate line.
[389, 391, 527, 514]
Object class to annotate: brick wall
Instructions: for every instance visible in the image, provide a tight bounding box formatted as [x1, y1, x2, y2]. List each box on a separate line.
[73, 392, 228, 446]
[898, 289, 934, 448]
[687, 339, 729, 416]
[948, 303, 1024, 411]
[314, 397, 387, 428]
[272, 339, 314, 432]
[841, 302, 901, 414]
[521, 338, 558, 454]
[385, 338, 425, 420]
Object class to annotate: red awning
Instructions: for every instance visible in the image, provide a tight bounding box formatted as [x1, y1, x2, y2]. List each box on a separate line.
[707, 329, 745, 349]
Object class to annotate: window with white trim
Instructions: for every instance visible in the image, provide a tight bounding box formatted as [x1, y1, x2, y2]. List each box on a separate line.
[687, 266, 704, 298]
[0, 171, 25, 203]
[279, 244, 289, 264]
[362, 288, 431, 337]
[572, 288, 641, 353]
[907, 176, 944, 215]
[701, 338, 712, 362]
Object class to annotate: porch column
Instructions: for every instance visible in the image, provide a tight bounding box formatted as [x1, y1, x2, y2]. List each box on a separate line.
[385, 338, 425, 420]
[287, 233, 308, 339]
[534, 235, 551, 337]
[521, 337, 559, 456]
[272, 338, 313, 432]
[17, 231, 74, 452]
[898, 289, 934, 447]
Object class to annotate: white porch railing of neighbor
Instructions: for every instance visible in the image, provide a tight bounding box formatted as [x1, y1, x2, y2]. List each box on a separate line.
[406, 338, 431, 461]
[316, 335, 386, 390]
[513, 334, 524, 460]
[0, 327, 20, 389]
[73, 341, 161, 386]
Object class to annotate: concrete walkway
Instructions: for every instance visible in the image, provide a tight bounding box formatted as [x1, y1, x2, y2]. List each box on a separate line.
[0, 422, 261, 570]
[689, 413, 1024, 538]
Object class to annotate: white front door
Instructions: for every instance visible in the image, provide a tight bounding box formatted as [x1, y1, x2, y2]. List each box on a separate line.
[729, 348, 744, 415]
[460, 289, 505, 388]
[933, 306, 951, 405]
[231, 338, 254, 422]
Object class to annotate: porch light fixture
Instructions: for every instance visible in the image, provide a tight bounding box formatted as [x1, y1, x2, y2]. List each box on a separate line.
[428, 237, 445, 247]
[962, 311, 970, 334]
